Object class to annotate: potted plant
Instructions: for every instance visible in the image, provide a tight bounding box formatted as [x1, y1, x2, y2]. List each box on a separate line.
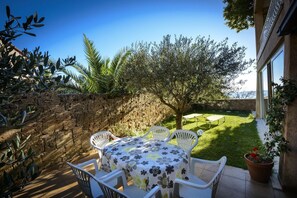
[244, 147, 274, 183]
[245, 79, 297, 183]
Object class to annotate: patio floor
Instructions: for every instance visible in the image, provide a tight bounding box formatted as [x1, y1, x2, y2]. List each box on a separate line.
[13, 150, 296, 198]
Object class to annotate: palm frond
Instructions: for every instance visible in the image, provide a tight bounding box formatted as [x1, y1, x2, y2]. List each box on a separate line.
[83, 34, 103, 77]
[71, 63, 90, 77]
[111, 48, 131, 89]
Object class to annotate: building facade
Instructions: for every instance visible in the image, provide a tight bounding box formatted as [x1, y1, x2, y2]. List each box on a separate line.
[255, 0, 297, 191]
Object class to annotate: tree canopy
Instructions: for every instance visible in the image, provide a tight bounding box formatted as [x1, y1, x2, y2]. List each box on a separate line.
[124, 35, 253, 129]
[223, 0, 254, 32]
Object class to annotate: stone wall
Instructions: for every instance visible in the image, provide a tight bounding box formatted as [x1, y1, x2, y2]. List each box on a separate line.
[0, 93, 171, 169]
[0, 96, 256, 172]
[194, 99, 256, 111]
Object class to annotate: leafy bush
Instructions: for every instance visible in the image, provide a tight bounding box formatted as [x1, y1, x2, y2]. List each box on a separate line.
[0, 6, 75, 128]
[0, 5, 75, 196]
[265, 79, 297, 159]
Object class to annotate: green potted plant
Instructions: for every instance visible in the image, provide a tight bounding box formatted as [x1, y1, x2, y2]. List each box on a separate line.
[244, 78, 297, 183]
[244, 147, 274, 183]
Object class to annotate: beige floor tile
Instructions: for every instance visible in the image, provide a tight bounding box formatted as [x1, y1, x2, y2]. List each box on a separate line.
[245, 180, 274, 198]
[216, 185, 245, 198]
[245, 172, 252, 181]
[223, 166, 246, 180]
[219, 175, 246, 192]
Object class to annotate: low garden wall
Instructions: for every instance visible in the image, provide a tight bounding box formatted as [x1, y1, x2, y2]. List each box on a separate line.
[0, 95, 256, 172]
[194, 99, 256, 111]
[0, 93, 171, 169]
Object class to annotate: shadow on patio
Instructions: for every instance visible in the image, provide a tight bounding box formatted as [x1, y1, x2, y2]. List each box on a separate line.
[13, 151, 99, 198]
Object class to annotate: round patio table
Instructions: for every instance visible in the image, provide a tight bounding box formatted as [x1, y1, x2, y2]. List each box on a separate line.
[101, 137, 189, 198]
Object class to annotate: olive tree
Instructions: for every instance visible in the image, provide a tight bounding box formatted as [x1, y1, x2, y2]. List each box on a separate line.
[124, 35, 253, 129]
[0, 5, 75, 196]
[0, 6, 75, 128]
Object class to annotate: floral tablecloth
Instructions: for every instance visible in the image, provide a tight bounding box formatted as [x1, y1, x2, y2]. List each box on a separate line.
[101, 137, 189, 198]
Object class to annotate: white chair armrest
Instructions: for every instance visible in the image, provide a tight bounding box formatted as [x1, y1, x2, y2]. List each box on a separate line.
[175, 178, 210, 189]
[102, 170, 128, 188]
[165, 133, 173, 142]
[144, 185, 161, 198]
[191, 157, 220, 165]
[92, 144, 103, 150]
[77, 159, 99, 172]
[99, 169, 122, 180]
[110, 133, 119, 140]
[142, 131, 150, 138]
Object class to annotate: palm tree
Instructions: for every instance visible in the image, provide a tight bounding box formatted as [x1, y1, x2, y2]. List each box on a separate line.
[61, 34, 130, 94]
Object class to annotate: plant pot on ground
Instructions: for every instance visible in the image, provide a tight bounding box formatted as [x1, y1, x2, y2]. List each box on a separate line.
[244, 79, 297, 183]
[244, 153, 274, 183]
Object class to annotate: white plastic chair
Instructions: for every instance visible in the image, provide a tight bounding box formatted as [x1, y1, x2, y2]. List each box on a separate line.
[166, 129, 198, 157]
[197, 129, 204, 136]
[67, 159, 120, 198]
[90, 131, 119, 159]
[142, 126, 170, 141]
[96, 169, 162, 198]
[173, 156, 227, 198]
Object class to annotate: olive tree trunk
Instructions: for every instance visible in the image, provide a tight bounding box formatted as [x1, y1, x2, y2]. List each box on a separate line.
[175, 112, 183, 129]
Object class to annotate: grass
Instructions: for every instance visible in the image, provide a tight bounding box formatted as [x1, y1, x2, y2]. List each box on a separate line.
[159, 110, 263, 169]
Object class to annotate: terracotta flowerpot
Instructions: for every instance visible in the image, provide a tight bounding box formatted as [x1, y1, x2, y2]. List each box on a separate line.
[244, 153, 274, 183]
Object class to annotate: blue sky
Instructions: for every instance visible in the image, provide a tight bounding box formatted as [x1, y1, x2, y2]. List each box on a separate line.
[0, 0, 256, 91]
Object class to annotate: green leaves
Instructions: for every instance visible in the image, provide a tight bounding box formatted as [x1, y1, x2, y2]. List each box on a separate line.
[56, 58, 61, 69]
[223, 0, 254, 32]
[61, 35, 130, 95]
[38, 65, 44, 75]
[0, 134, 38, 193]
[265, 78, 297, 159]
[23, 32, 36, 36]
[0, 5, 67, 194]
[38, 17, 45, 23]
[6, 6, 10, 18]
[1, 6, 45, 41]
[124, 34, 251, 128]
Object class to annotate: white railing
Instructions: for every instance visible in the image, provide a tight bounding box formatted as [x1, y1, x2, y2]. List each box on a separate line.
[257, 0, 283, 61]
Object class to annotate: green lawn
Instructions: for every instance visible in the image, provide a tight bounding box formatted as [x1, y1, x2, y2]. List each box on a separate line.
[160, 110, 263, 169]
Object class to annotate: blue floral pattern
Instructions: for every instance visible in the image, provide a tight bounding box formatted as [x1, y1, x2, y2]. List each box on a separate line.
[101, 137, 189, 197]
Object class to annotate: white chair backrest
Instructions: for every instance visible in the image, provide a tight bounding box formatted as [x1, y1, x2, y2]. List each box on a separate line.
[169, 129, 198, 156]
[90, 131, 116, 148]
[197, 129, 204, 136]
[144, 126, 170, 141]
[209, 156, 227, 196]
[90, 131, 117, 158]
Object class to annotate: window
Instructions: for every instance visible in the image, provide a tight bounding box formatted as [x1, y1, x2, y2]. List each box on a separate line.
[257, 46, 284, 118]
[271, 48, 284, 86]
[260, 65, 268, 118]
